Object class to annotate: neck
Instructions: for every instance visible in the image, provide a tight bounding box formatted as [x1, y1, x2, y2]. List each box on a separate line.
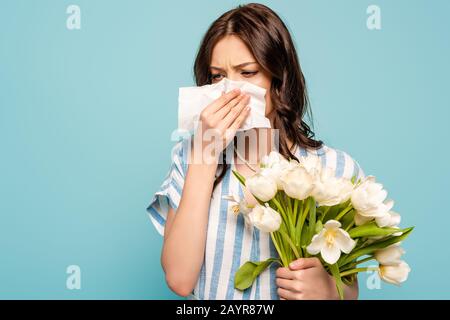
[234, 128, 277, 166]
[233, 112, 295, 166]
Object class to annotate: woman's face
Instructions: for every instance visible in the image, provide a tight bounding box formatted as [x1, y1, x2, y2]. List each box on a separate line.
[210, 35, 273, 117]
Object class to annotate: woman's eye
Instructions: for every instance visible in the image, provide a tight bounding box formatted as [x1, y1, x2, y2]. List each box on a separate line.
[242, 71, 258, 77]
[211, 74, 223, 80]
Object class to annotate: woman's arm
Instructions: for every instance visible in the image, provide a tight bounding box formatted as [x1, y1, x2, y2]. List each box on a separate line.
[160, 88, 251, 297]
[161, 163, 217, 297]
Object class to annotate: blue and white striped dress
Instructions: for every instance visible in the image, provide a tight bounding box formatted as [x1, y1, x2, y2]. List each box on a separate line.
[146, 138, 365, 300]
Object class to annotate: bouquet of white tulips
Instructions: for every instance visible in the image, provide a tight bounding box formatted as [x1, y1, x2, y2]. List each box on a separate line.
[226, 151, 414, 299]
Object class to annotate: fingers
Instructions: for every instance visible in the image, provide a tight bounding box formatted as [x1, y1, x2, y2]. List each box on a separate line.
[276, 278, 303, 293]
[214, 92, 248, 122]
[228, 105, 251, 131]
[222, 105, 251, 143]
[275, 267, 295, 280]
[207, 88, 242, 114]
[289, 257, 321, 271]
[277, 287, 303, 300]
[220, 94, 250, 130]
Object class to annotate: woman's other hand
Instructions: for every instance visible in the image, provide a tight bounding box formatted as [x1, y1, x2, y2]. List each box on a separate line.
[275, 257, 359, 300]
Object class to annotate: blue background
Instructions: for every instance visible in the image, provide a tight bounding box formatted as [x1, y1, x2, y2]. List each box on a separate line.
[1, 0, 449, 299]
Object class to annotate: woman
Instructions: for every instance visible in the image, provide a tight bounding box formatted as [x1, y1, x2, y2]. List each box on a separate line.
[147, 3, 364, 300]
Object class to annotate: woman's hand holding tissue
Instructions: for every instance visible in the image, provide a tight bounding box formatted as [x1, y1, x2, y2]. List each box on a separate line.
[191, 88, 251, 165]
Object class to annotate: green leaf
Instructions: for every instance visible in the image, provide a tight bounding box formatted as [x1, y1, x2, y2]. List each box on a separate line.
[254, 258, 280, 276]
[234, 261, 257, 290]
[234, 258, 280, 290]
[232, 170, 246, 186]
[348, 221, 405, 238]
[329, 263, 344, 300]
[339, 227, 414, 266]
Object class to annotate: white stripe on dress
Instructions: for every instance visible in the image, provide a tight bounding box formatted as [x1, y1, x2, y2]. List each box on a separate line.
[325, 146, 337, 172]
[216, 173, 239, 299]
[203, 176, 222, 299]
[235, 210, 254, 300]
[342, 151, 355, 179]
[259, 231, 271, 299]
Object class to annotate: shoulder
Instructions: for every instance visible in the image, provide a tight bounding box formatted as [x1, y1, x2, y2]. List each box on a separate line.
[299, 143, 365, 181]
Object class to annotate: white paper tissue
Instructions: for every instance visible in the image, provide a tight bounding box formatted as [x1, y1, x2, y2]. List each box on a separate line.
[178, 78, 271, 133]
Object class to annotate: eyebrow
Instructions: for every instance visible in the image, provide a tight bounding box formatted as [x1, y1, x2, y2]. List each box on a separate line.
[210, 62, 257, 71]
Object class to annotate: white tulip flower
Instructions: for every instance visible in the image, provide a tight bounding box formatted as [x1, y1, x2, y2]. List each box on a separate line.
[306, 220, 356, 264]
[260, 151, 291, 190]
[351, 176, 394, 224]
[376, 210, 401, 228]
[311, 167, 354, 206]
[375, 244, 405, 266]
[247, 204, 282, 233]
[379, 261, 411, 285]
[279, 164, 314, 200]
[354, 212, 373, 226]
[246, 172, 278, 202]
[261, 151, 289, 169]
[299, 154, 322, 178]
[222, 193, 251, 217]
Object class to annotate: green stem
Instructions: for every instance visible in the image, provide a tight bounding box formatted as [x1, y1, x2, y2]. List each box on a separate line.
[345, 221, 355, 231]
[335, 204, 353, 221]
[278, 229, 300, 259]
[271, 232, 288, 267]
[293, 199, 298, 224]
[355, 256, 376, 265]
[282, 192, 292, 216]
[272, 197, 288, 222]
[298, 198, 310, 247]
[320, 206, 330, 221]
[340, 267, 379, 277]
[273, 195, 295, 238]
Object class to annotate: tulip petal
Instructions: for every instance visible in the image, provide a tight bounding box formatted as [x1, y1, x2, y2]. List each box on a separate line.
[375, 212, 391, 227]
[321, 244, 341, 265]
[324, 220, 341, 229]
[355, 212, 374, 226]
[306, 232, 325, 255]
[335, 229, 356, 254]
[390, 211, 401, 226]
[379, 261, 411, 285]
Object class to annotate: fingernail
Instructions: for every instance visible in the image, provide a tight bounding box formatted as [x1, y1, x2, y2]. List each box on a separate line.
[289, 261, 298, 268]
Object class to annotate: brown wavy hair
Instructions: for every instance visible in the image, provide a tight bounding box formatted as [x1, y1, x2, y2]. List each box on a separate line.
[193, 3, 323, 189]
